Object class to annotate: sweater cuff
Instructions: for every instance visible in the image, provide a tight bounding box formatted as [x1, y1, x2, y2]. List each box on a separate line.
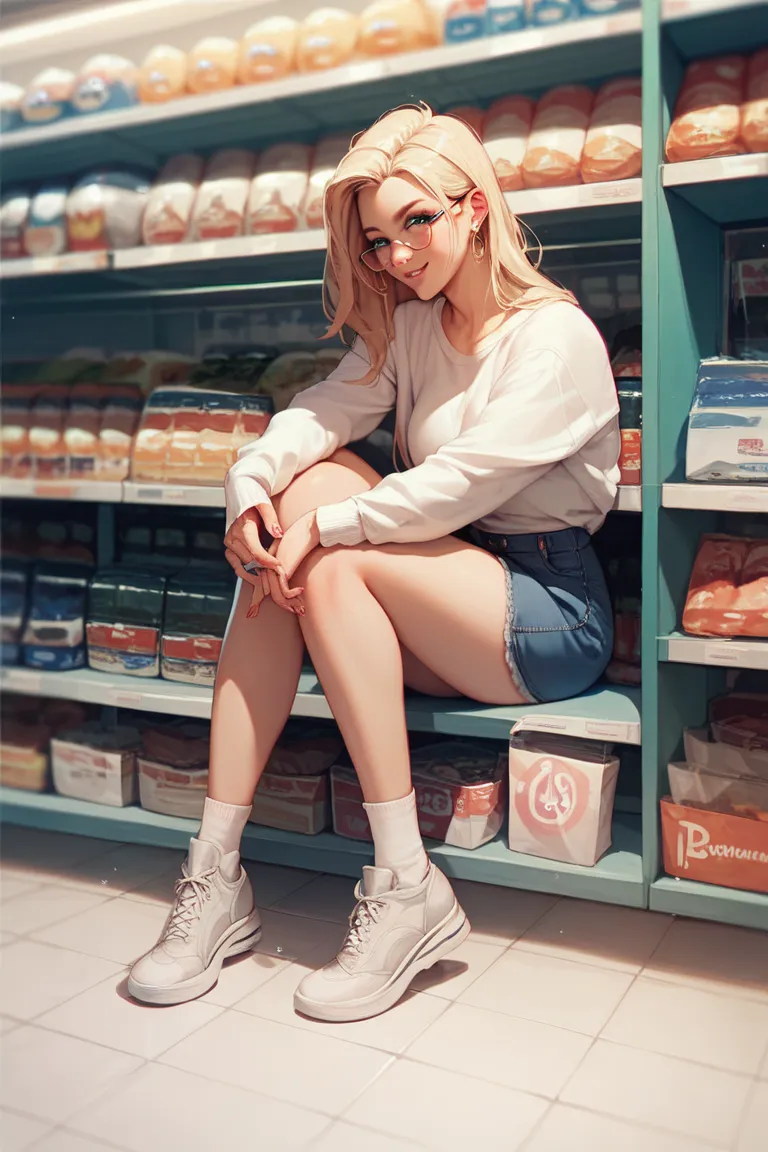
[315, 499, 366, 547]
[224, 473, 270, 533]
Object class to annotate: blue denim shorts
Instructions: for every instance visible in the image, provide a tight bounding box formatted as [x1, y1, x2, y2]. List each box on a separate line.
[463, 525, 614, 704]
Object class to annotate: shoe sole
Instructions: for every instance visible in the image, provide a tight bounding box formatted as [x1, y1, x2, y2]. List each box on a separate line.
[127, 911, 262, 1007]
[293, 899, 471, 1023]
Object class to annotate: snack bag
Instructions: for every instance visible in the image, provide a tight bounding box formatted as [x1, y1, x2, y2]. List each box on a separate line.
[138, 44, 188, 103]
[238, 17, 299, 84]
[522, 84, 593, 187]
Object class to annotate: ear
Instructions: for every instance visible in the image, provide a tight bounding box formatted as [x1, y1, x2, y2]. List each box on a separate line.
[469, 189, 489, 232]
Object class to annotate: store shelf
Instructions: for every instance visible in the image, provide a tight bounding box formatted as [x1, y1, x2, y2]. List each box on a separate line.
[662, 0, 766, 58]
[0, 666, 214, 719]
[650, 875, 768, 932]
[662, 155, 768, 226]
[121, 482, 225, 509]
[660, 633, 768, 671]
[0, 251, 109, 279]
[662, 0, 766, 19]
[615, 486, 642, 513]
[663, 483, 768, 513]
[0, 787, 644, 907]
[0, 478, 123, 502]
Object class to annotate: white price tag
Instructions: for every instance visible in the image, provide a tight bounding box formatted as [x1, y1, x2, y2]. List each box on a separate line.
[491, 30, 543, 57]
[33, 482, 73, 499]
[729, 488, 768, 510]
[585, 722, 627, 741]
[580, 181, 638, 204]
[704, 643, 741, 666]
[111, 690, 143, 708]
[162, 487, 189, 503]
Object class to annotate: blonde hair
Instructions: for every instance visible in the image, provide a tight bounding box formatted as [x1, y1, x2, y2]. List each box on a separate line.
[321, 102, 576, 385]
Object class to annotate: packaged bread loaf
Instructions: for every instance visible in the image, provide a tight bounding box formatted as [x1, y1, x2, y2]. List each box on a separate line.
[296, 8, 359, 72]
[238, 17, 298, 84]
[66, 169, 151, 251]
[666, 55, 746, 162]
[445, 104, 484, 136]
[1, 190, 31, 259]
[682, 535, 751, 637]
[248, 143, 312, 234]
[482, 95, 535, 191]
[24, 186, 68, 257]
[0, 81, 24, 132]
[71, 54, 138, 115]
[187, 37, 238, 94]
[190, 150, 255, 241]
[138, 44, 188, 103]
[302, 134, 348, 227]
[142, 154, 204, 246]
[581, 76, 642, 183]
[522, 84, 593, 187]
[742, 48, 768, 154]
[21, 67, 75, 125]
[359, 0, 437, 56]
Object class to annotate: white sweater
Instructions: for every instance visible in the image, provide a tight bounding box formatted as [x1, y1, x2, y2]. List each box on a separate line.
[225, 298, 621, 547]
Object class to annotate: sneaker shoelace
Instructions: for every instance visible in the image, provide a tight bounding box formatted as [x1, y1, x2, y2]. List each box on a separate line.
[341, 894, 387, 957]
[163, 870, 215, 943]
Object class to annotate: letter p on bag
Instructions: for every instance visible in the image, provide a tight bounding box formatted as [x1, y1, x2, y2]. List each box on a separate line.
[678, 821, 710, 868]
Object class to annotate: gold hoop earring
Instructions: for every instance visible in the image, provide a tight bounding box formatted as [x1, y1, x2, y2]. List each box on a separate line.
[472, 228, 485, 261]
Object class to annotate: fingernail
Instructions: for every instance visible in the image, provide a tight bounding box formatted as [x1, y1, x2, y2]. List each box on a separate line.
[246, 607, 256, 619]
[272, 525, 283, 538]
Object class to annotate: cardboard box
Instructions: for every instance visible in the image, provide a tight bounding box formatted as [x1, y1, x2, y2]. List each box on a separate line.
[52, 727, 138, 807]
[668, 761, 768, 819]
[331, 764, 373, 842]
[249, 770, 330, 835]
[0, 741, 49, 791]
[138, 756, 208, 818]
[661, 797, 768, 893]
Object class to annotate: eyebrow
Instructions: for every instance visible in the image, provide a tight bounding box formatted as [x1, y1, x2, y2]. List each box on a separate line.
[362, 199, 433, 236]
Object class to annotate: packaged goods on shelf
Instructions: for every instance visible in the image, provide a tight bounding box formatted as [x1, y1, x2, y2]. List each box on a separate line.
[507, 732, 620, 866]
[296, 8, 360, 72]
[21, 68, 75, 126]
[682, 535, 768, 639]
[98, 387, 144, 481]
[66, 169, 153, 251]
[529, 0, 580, 25]
[482, 96, 535, 191]
[24, 186, 68, 258]
[302, 135, 349, 228]
[522, 85, 594, 188]
[160, 575, 233, 686]
[138, 719, 210, 818]
[0, 697, 92, 793]
[0, 81, 24, 132]
[581, 76, 642, 183]
[71, 54, 139, 116]
[665, 53, 756, 163]
[661, 797, 768, 893]
[248, 143, 312, 235]
[257, 352, 333, 412]
[51, 721, 141, 806]
[668, 761, 768, 818]
[358, 1, 437, 56]
[248, 722, 342, 835]
[1, 384, 35, 477]
[86, 568, 166, 677]
[0, 562, 29, 666]
[142, 155, 205, 246]
[443, 1, 488, 44]
[742, 48, 768, 154]
[190, 347, 277, 394]
[190, 150, 255, 242]
[238, 17, 299, 85]
[29, 386, 67, 478]
[22, 564, 92, 672]
[686, 359, 768, 483]
[684, 726, 768, 783]
[445, 104, 484, 136]
[1, 190, 31, 259]
[709, 692, 768, 752]
[617, 383, 642, 487]
[186, 37, 238, 95]
[485, 1, 527, 35]
[63, 384, 107, 479]
[579, 0, 637, 13]
[138, 44, 188, 104]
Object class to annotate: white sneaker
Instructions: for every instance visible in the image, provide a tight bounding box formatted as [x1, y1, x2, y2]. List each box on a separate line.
[127, 837, 261, 1006]
[294, 862, 470, 1023]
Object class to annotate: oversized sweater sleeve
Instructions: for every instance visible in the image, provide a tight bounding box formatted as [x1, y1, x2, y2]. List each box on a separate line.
[224, 338, 396, 531]
[315, 345, 610, 546]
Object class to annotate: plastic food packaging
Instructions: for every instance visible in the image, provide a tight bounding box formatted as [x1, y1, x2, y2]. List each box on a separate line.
[257, 351, 323, 412]
[661, 798, 768, 893]
[302, 134, 348, 228]
[22, 563, 91, 671]
[666, 55, 746, 163]
[482, 95, 535, 191]
[142, 154, 204, 246]
[160, 575, 233, 685]
[668, 761, 768, 820]
[579, 0, 637, 12]
[86, 568, 167, 677]
[23, 186, 68, 257]
[686, 358, 768, 483]
[238, 17, 299, 84]
[360, 0, 438, 54]
[29, 385, 68, 478]
[710, 693, 768, 751]
[0, 81, 24, 132]
[187, 37, 238, 94]
[138, 44, 188, 103]
[0, 384, 37, 477]
[63, 384, 106, 479]
[530, 0, 580, 24]
[486, 0, 527, 35]
[1, 190, 31, 259]
[445, 104, 484, 136]
[138, 718, 210, 817]
[0, 716, 49, 791]
[248, 143, 312, 234]
[742, 48, 768, 154]
[190, 149, 255, 241]
[444, 0, 487, 42]
[508, 731, 620, 866]
[71, 54, 138, 115]
[522, 85, 594, 187]
[682, 535, 768, 639]
[98, 387, 143, 481]
[21, 68, 75, 125]
[296, 8, 359, 71]
[581, 76, 642, 183]
[66, 169, 152, 251]
[617, 384, 642, 485]
[52, 722, 141, 806]
[229, 395, 274, 456]
[0, 562, 29, 665]
[684, 726, 768, 783]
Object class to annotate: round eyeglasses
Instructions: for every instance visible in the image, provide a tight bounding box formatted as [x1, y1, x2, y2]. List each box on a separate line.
[359, 191, 471, 272]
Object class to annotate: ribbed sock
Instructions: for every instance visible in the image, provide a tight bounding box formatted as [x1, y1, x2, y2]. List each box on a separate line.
[198, 797, 251, 881]
[363, 790, 429, 889]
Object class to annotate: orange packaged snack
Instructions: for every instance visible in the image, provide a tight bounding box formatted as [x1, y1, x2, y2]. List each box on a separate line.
[666, 55, 746, 162]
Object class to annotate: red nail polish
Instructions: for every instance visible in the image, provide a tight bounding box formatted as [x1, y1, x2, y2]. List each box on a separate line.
[246, 607, 256, 619]
[272, 525, 283, 538]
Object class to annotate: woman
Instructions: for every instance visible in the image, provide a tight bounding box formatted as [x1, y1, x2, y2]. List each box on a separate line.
[128, 103, 620, 1021]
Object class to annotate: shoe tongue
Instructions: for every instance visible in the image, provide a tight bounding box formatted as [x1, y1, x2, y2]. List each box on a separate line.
[186, 837, 220, 875]
[362, 865, 396, 897]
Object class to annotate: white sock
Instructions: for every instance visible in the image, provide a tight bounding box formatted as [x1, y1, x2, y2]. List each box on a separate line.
[199, 797, 250, 880]
[363, 790, 429, 889]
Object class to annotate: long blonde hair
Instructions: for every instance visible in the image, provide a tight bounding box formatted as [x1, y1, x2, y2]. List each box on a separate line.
[322, 102, 576, 384]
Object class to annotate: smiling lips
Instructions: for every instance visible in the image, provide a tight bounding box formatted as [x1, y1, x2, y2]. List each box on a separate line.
[404, 262, 427, 280]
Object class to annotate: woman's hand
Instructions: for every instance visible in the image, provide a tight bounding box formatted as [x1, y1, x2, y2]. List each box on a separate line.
[248, 539, 306, 619]
[276, 510, 321, 583]
[224, 499, 283, 587]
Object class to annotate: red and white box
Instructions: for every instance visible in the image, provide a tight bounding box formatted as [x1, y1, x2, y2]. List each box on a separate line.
[51, 723, 139, 807]
[661, 797, 768, 893]
[331, 763, 372, 842]
[250, 770, 330, 835]
[508, 731, 620, 867]
[138, 757, 208, 819]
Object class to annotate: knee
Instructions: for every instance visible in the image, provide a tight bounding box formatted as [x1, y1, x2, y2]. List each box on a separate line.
[298, 544, 366, 600]
[273, 451, 380, 531]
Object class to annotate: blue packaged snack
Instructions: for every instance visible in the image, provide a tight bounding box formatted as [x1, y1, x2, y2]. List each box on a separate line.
[71, 54, 139, 116]
[161, 574, 234, 686]
[530, 0, 580, 24]
[22, 563, 91, 671]
[686, 359, 768, 482]
[0, 562, 29, 665]
[486, 0, 527, 34]
[21, 68, 75, 126]
[87, 568, 166, 678]
[445, 1, 487, 42]
[579, 0, 639, 14]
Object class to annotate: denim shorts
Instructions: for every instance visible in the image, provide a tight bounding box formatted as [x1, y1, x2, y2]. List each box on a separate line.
[462, 525, 614, 704]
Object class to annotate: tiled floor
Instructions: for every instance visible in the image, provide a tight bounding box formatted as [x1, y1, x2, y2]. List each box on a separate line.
[1, 827, 767, 1152]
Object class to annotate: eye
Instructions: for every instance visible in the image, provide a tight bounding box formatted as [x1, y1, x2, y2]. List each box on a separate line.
[405, 212, 437, 229]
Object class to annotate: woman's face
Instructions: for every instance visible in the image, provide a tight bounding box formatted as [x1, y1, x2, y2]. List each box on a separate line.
[356, 175, 474, 300]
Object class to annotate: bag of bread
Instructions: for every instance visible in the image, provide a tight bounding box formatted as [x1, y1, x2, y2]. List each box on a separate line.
[302, 134, 348, 228]
[742, 48, 768, 154]
[296, 9, 359, 72]
[666, 55, 746, 162]
[359, 1, 437, 56]
[21, 68, 75, 125]
[445, 104, 484, 136]
[71, 54, 138, 115]
[24, 186, 68, 257]
[1, 190, 31, 259]
[66, 170, 152, 251]
[581, 76, 642, 183]
[248, 143, 312, 234]
[238, 17, 298, 84]
[142, 154, 204, 246]
[482, 95, 535, 191]
[187, 37, 238, 94]
[138, 44, 188, 103]
[0, 81, 24, 132]
[190, 150, 255, 241]
[522, 85, 593, 187]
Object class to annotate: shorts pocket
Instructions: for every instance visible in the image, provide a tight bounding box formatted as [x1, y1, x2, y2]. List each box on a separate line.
[506, 548, 592, 635]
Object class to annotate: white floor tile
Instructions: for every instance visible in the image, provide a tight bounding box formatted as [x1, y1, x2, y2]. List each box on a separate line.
[643, 919, 768, 1003]
[160, 1008, 392, 1116]
[0, 885, 112, 936]
[242, 859, 318, 907]
[738, 1082, 768, 1152]
[1, 829, 109, 870]
[514, 898, 673, 973]
[524, 1104, 729, 1152]
[0, 931, 19, 947]
[200, 949, 292, 1008]
[0, 877, 42, 903]
[0, 940, 123, 1020]
[760, 1046, 768, 1080]
[458, 948, 633, 1035]
[602, 976, 768, 1075]
[236, 959, 449, 1054]
[117, 869, 179, 907]
[61, 844, 184, 896]
[311, 1120, 426, 1151]
[33, 896, 170, 965]
[37, 971, 224, 1060]
[253, 908, 345, 964]
[560, 1039, 752, 1147]
[409, 938, 506, 1001]
[0, 1016, 20, 1035]
[271, 874, 357, 923]
[405, 1001, 591, 1098]
[0, 1109, 51, 1151]
[450, 880, 557, 945]
[0, 1026, 142, 1124]
[344, 1058, 547, 1151]
[32, 1131, 124, 1152]
[68, 1061, 327, 1152]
